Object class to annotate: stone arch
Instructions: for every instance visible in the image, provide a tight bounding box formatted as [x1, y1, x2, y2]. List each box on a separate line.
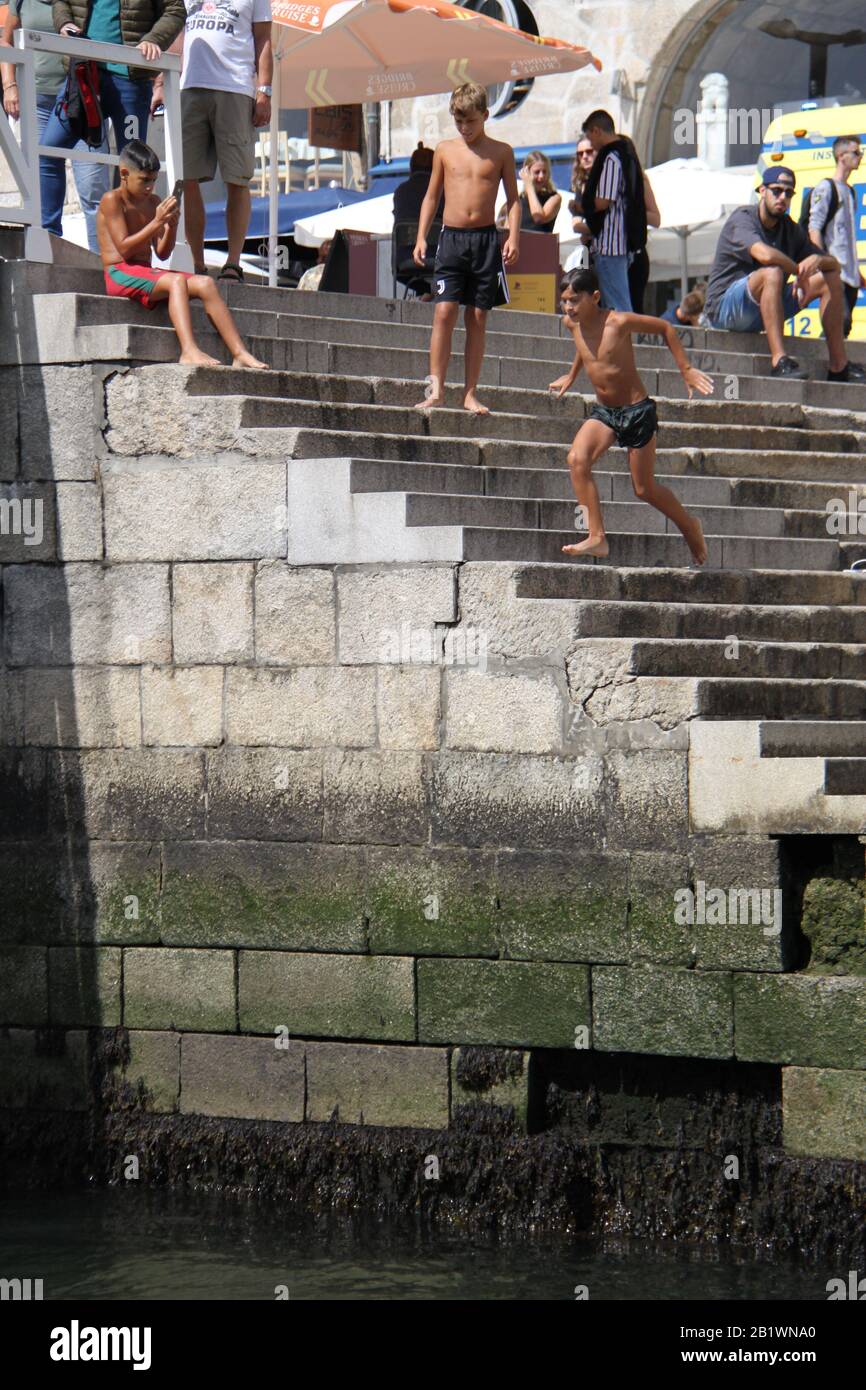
[635, 0, 866, 167]
[634, 0, 739, 165]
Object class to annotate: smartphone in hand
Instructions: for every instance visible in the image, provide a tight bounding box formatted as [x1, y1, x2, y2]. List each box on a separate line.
[171, 179, 184, 208]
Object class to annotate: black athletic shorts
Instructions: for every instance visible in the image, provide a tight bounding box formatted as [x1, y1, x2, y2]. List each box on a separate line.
[588, 396, 658, 450]
[433, 224, 510, 311]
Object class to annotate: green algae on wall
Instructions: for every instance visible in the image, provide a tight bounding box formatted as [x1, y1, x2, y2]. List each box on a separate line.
[801, 875, 866, 976]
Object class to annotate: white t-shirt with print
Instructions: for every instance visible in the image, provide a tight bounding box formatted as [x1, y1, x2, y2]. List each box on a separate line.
[181, 0, 272, 100]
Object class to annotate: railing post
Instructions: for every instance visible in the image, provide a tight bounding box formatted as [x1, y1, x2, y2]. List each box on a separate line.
[268, 54, 282, 288]
[162, 64, 193, 271]
[17, 39, 51, 260]
[8, 36, 51, 260]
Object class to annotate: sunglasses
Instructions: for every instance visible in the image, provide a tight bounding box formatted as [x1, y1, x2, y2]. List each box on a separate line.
[578, 149, 594, 157]
[766, 184, 794, 197]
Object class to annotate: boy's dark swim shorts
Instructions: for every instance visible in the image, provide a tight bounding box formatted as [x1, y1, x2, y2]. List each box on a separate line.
[433, 225, 510, 311]
[588, 396, 658, 449]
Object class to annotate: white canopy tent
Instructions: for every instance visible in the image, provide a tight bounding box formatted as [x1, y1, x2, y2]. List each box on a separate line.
[294, 184, 580, 247]
[643, 159, 757, 298]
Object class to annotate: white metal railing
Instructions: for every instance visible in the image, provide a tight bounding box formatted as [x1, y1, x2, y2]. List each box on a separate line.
[0, 30, 191, 268]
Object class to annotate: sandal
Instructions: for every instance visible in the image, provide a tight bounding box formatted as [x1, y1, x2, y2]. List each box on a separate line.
[218, 262, 244, 283]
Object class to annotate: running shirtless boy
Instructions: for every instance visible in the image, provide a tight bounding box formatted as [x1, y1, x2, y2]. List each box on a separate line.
[413, 81, 520, 416]
[549, 267, 713, 563]
[97, 139, 267, 370]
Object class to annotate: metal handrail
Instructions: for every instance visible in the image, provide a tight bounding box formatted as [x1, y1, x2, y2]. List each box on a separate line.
[0, 31, 191, 267]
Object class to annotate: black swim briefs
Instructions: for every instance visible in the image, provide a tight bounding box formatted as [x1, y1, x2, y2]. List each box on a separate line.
[588, 396, 658, 450]
[433, 224, 510, 311]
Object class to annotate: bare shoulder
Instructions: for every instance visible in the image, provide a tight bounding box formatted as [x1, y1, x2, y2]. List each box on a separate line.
[99, 186, 123, 212]
[606, 310, 633, 334]
[487, 136, 515, 166]
[618, 311, 669, 336]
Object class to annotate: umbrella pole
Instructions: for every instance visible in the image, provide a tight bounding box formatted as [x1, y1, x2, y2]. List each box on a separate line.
[678, 228, 689, 303]
[268, 55, 281, 289]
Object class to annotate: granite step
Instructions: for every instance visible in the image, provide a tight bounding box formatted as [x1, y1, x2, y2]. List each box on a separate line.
[823, 759, 866, 794]
[237, 393, 860, 454]
[694, 678, 866, 720]
[572, 600, 866, 645]
[402, 489, 787, 541]
[513, 564, 866, 607]
[759, 721, 866, 757]
[625, 637, 866, 681]
[453, 523, 839, 570]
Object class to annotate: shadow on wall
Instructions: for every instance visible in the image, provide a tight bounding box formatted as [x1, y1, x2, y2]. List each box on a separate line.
[0, 226, 131, 1184]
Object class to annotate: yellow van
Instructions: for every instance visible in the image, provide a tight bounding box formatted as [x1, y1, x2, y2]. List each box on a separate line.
[758, 105, 866, 341]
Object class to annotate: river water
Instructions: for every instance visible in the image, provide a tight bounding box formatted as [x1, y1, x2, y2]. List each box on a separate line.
[0, 1189, 838, 1300]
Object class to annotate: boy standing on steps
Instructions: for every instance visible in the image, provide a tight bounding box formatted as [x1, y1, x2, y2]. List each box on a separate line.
[97, 140, 268, 370]
[549, 267, 713, 564]
[412, 82, 520, 417]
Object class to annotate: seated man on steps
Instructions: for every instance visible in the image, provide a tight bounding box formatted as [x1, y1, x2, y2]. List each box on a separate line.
[705, 166, 865, 383]
[98, 140, 267, 369]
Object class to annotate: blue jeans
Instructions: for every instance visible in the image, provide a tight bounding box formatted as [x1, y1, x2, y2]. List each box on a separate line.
[594, 253, 633, 311]
[710, 275, 799, 332]
[37, 91, 108, 249]
[41, 69, 151, 223]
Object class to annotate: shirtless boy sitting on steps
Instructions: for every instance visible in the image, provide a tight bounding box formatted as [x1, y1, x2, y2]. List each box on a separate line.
[549, 267, 713, 563]
[413, 81, 520, 416]
[98, 140, 267, 371]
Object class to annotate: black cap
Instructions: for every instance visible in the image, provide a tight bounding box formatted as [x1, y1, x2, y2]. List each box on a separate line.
[759, 165, 796, 188]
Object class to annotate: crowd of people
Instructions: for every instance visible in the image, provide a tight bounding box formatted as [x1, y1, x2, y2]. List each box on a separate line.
[3, 15, 861, 387]
[391, 106, 864, 390]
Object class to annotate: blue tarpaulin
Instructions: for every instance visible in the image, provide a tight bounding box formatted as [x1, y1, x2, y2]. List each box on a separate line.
[203, 186, 372, 244]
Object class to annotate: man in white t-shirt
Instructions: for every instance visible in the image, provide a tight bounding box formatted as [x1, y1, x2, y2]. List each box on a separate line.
[178, 0, 273, 279]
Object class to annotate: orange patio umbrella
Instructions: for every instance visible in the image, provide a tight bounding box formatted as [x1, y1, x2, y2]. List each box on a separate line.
[270, 0, 602, 106]
[263, 0, 602, 282]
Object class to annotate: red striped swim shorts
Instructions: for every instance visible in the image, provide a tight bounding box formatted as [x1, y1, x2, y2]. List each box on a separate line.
[104, 262, 194, 309]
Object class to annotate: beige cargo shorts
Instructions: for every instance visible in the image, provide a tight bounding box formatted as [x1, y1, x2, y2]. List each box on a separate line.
[181, 87, 257, 185]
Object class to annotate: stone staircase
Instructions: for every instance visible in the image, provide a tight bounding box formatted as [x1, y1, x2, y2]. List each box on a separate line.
[3, 239, 866, 825]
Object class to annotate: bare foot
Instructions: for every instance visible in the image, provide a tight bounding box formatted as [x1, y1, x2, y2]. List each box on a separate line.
[414, 394, 446, 412]
[683, 515, 708, 565]
[464, 392, 490, 416]
[179, 347, 221, 367]
[233, 350, 269, 370]
[562, 535, 610, 557]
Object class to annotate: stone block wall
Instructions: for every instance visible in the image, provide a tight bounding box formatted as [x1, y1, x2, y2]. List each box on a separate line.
[1, 362, 864, 1167]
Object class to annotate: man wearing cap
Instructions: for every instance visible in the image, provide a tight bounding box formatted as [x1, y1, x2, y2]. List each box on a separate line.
[705, 166, 865, 383]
